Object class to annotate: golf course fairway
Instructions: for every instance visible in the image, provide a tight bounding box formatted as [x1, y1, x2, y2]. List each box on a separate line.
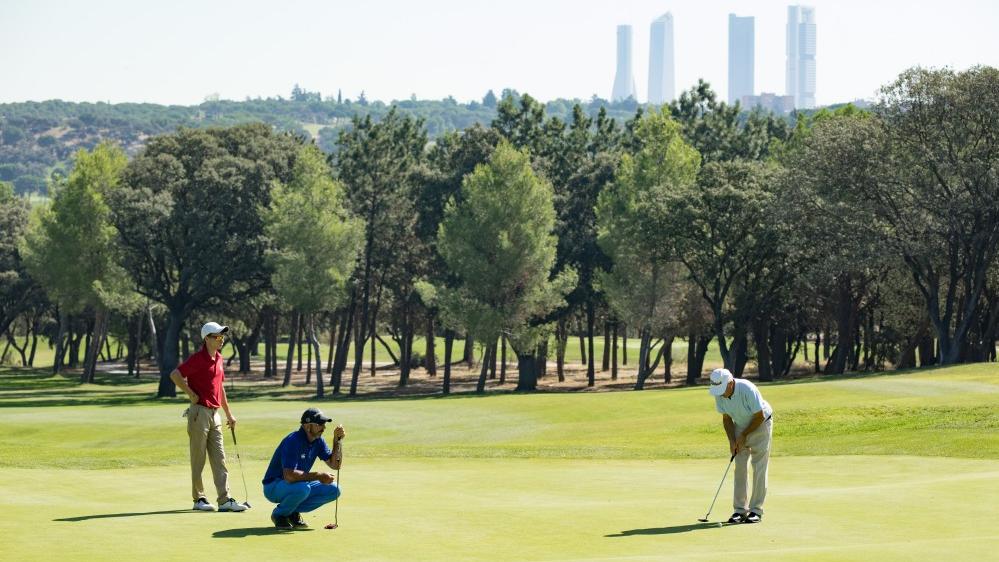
[1, 363, 997, 561]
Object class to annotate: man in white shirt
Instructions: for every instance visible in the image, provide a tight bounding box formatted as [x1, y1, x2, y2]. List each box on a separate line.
[709, 367, 773, 524]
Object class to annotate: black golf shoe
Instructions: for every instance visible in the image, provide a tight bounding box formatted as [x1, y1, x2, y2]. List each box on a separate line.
[289, 512, 309, 529]
[271, 514, 293, 530]
[744, 512, 762, 524]
[727, 513, 745, 524]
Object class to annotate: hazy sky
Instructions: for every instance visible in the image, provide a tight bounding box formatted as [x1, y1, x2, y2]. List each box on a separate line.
[2, 0, 997, 107]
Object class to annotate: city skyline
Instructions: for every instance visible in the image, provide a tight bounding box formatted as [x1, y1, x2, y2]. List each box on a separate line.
[1, 1, 998, 107]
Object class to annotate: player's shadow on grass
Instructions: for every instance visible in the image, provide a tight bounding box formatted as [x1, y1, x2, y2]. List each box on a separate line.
[213, 527, 313, 538]
[55, 509, 192, 522]
[606, 522, 719, 537]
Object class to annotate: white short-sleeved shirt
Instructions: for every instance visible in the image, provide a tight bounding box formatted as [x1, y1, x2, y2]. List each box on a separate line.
[715, 378, 772, 432]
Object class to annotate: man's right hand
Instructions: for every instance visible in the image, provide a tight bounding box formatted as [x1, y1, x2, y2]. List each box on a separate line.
[318, 473, 336, 485]
[189, 393, 199, 404]
[730, 440, 739, 456]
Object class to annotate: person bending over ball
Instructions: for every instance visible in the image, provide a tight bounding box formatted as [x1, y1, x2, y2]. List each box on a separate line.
[708, 368, 774, 524]
[261, 407, 345, 529]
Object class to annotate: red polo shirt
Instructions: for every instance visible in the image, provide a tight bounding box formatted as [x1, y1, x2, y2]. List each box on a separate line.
[177, 345, 225, 408]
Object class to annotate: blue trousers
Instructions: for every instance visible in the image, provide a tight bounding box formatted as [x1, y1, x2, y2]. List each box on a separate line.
[263, 479, 341, 517]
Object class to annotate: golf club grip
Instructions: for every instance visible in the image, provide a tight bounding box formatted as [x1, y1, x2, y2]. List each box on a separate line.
[230, 426, 237, 445]
[729, 454, 735, 462]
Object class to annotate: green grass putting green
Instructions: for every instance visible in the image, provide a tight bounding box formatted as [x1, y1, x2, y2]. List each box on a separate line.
[1, 363, 997, 561]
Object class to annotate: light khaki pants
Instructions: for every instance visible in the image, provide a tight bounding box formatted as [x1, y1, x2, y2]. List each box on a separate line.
[733, 416, 772, 515]
[187, 404, 230, 504]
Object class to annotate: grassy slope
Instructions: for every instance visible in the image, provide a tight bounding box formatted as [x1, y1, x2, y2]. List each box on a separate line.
[1, 364, 997, 561]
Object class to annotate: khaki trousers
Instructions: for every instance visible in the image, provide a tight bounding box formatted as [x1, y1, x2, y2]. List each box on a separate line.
[733, 416, 772, 515]
[187, 404, 230, 504]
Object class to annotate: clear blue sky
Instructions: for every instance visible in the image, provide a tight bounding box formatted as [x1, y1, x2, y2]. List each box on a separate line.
[2, 0, 997, 106]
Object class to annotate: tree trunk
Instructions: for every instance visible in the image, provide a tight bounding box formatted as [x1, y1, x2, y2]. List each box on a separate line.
[586, 300, 595, 386]
[332, 304, 355, 393]
[156, 307, 186, 398]
[611, 321, 619, 381]
[753, 318, 773, 383]
[577, 317, 586, 365]
[425, 316, 437, 376]
[475, 341, 493, 393]
[601, 320, 610, 371]
[53, 307, 68, 374]
[622, 323, 628, 365]
[634, 327, 651, 390]
[500, 334, 508, 384]
[464, 334, 475, 367]
[556, 318, 566, 382]
[326, 313, 341, 376]
[147, 305, 161, 375]
[489, 337, 498, 381]
[443, 329, 454, 395]
[515, 349, 538, 391]
[283, 312, 299, 387]
[305, 320, 313, 384]
[309, 315, 325, 399]
[297, 318, 304, 372]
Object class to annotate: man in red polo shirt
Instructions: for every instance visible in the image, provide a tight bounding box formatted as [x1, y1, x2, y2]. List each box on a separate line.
[169, 321, 247, 512]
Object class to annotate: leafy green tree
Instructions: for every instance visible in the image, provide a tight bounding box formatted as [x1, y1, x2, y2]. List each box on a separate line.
[418, 125, 501, 393]
[21, 142, 129, 381]
[335, 108, 427, 395]
[596, 108, 700, 388]
[113, 124, 300, 397]
[0, 182, 38, 349]
[656, 159, 790, 376]
[420, 141, 575, 392]
[669, 80, 787, 163]
[872, 67, 999, 364]
[264, 145, 363, 398]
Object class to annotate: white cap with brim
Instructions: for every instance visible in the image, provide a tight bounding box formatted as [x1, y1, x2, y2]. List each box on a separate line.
[708, 368, 733, 396]
[200, 322, 229, 340]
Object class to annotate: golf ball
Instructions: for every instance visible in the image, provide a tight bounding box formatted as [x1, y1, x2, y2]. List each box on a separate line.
[715, 522, 723, 528]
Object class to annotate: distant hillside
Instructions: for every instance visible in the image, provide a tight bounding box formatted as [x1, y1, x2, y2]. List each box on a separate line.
[0, 93, 646, 196]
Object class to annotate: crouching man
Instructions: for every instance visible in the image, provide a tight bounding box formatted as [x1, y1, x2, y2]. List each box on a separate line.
[261, 407, 345, 529]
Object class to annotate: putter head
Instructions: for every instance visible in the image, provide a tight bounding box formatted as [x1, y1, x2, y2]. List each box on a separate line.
[324, 523, 338, 530]
[697, 518, 709, 523]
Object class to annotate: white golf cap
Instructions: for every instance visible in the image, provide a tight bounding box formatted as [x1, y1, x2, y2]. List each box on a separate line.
[708, 368, 733, 396]
[200, 322, 229, 340]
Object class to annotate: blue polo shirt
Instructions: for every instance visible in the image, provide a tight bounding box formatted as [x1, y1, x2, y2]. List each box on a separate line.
[262, 427, 333, 485]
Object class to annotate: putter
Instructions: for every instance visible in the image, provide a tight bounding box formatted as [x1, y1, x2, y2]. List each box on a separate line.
[325, 441, 342, 530]
[697, 454, 735, 523]
[229, 426, 252, 509]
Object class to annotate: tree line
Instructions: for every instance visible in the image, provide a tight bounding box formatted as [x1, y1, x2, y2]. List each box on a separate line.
[0, 88, 649, 198]
[1, 66, 997, 399]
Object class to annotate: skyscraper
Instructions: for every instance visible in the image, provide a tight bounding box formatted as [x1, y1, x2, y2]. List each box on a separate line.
[648, 12, 675, 105]
[728, 14, 755, 105]
[786, 6, 817, 109]
[611, 25, 637, 102]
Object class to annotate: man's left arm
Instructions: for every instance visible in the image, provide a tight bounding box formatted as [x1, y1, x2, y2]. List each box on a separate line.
[324, 425, 345, 470]
[736, 410, 765, 448]
[220, 385, 236, 428]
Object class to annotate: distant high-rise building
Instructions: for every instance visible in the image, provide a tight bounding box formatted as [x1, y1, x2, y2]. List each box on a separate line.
[786, 5, 816, 109]
[612, 25, 637, 102]
[728, 14, 755, 105]
[648, 13, 675, 105]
